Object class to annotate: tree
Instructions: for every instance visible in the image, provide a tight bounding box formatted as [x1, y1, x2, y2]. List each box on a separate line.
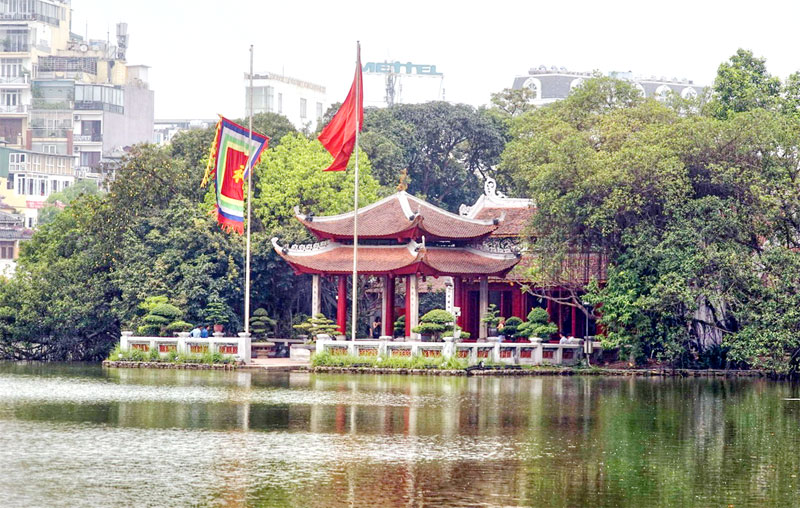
[38, 179, 101, 225]
[490, 87, 536, 118]
[293, 313, 340, 340]
[361, 102, 507, 211]
[707, 49, 782, 119]
[253, 133, 382, 232]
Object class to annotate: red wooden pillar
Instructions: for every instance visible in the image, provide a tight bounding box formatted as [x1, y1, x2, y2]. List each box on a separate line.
[499, 290, 506, 319]
[404, 276, 411, 338]
[454, 277, 463, 329]
[571, 305, 577, 338]
[546, 294, 553, 322]
[512, 286, 524, 319]
[337, 275, 347, 334]
[460, 279, 470, 335]
[384, 276, 395, 337]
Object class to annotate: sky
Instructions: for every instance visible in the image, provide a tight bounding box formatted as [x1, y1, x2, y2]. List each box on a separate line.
[70, 0, 800, 120]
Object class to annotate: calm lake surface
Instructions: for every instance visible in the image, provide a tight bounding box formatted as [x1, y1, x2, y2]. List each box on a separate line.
[0, 364, 799, 507]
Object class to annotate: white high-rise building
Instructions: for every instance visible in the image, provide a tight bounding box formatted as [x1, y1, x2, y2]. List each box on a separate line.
[246, 72, 328, 132]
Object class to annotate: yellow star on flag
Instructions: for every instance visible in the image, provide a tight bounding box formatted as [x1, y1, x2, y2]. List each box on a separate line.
[233, 164, 245, 183]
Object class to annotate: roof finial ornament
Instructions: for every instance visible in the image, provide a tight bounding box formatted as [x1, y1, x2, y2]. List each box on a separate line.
[484, 176, 507, 199]
[396, 168, 409, 192]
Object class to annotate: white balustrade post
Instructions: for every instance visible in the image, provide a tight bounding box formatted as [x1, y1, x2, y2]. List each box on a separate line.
[443, 336, 454, 359]
[530, 338, 543, 364]
[479, 277, 488, 339]
[212, 332, 223, 355]
[177, 332, 189, 355]
[120, 331, 133, 351]
[555, 346, 563, 365]
[238, 332, 251, 364]
[316, 338, 326, 355]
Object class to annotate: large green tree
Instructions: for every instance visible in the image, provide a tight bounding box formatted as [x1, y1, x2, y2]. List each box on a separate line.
[360, 102, 507, 211]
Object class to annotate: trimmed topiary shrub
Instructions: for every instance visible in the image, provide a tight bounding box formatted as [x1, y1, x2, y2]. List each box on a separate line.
[412, 309, 455, 341]
[517, 308, 558, 340]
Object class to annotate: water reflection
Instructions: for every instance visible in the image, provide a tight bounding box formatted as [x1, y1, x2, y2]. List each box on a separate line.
[0, 363, 799, 507]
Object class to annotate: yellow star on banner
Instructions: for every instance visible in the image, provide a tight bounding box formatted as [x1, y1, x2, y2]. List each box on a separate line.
[233, 164, 245, 183]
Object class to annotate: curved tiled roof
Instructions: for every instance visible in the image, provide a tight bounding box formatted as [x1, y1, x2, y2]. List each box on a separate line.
[272, 238, 520, 277]
[297, 192, 499, 241]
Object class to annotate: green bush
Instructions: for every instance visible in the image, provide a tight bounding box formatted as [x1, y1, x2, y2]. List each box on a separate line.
[481, 304, 501, 328]
[503, 316, 523, 338]
[312, 352, 465, 370]
[293, 313, 340, 340]
[517, 308, 558, 339]
[412, 309, 455, 341]
[393, 315, 405, 337]
[148, 347, 160, 361]
[165, 320, 193, 333]
[250, 308, 276, 338]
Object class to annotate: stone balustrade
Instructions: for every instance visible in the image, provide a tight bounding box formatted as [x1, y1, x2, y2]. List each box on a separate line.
[120, 331, 251, 363]
[315, 337, 595, 366]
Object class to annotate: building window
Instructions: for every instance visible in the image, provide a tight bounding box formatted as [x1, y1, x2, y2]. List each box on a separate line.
[27, 217, 32, 228]
[51, 179, 57, 192]
[6, 172, 12, 190]
[316, 102, 323, 120]
[43, 144, 56, 154]
[57, 157, 65, 174]
[45, 155, 54, 172]
[277, 93, 282, 113]
[1, 89, 19, 107]
[299, 98, 307, 118]
[39, 179, 45, 196]
[0, 242, 14, 259]
[80, 151, 101, 168]
[0, 58, 22, 79]
[26, 178, 32, 195]
[31, 155, 40, 172]
[9, 152, 26, 171]
[266, 86, 274, 112]
[16, 175, 24, 194]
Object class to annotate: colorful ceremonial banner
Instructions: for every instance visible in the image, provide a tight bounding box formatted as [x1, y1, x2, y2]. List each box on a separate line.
[318, 45, 363, 171]
[202, 117, 269, 233]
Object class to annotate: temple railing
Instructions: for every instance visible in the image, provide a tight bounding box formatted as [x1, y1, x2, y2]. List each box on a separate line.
[119, 331, 251, 363]
[315, 338, 597, 366]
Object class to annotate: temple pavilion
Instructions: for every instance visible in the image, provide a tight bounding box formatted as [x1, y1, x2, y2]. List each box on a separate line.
[273, 178, 605, 340]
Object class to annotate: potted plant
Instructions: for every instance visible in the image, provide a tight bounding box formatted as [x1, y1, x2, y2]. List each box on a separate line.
[203, 301, 230, 333]
[293, 313, 340, 342]
[393, 315, 406, 338]
[249, 307, 276, 339]
[481, 304, 502, 337]
[516, 308, 558, 341]
[412, 309, 455, 342]
[503, 316, 523, 341]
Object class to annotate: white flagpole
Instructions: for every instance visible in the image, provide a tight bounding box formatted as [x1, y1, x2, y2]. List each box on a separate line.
[351, 41, 361, 341]
[245, 44, 254, 336]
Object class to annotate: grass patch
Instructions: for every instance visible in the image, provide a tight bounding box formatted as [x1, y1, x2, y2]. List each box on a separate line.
[313, 352, 468, 370]
[107, 344, 235, 364]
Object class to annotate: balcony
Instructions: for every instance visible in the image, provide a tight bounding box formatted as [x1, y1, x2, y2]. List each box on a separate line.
[75, 133, 102, 142]
[0, 104, 28, 114]
[0, 75, 29, 85]
[30, 128, 69, 138]
[31, 99, 73, 111]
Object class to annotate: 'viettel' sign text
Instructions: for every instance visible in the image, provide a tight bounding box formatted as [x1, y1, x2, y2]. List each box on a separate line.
[363, 61, 443, 76]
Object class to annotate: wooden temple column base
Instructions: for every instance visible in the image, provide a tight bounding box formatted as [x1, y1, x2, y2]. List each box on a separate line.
[337, 275, 347, 336]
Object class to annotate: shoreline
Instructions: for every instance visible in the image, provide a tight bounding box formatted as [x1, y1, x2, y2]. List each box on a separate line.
[101, 360, 771, 378]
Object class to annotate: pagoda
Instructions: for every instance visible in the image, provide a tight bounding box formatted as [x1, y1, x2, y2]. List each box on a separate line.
[273, 178, 605, 340]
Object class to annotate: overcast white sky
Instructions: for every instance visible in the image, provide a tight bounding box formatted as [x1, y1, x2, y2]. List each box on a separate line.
[70, 0, 800, 119]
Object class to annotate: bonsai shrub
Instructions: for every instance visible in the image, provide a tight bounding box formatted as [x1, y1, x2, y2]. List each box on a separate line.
[503, 316, 523, 339]
[137, 299, 185, 337]
[393, 315, 405, 338]
[443, 325, 470, 340]
[481, 304, 501, 329]
[249, 308, 276, 339]
[293, 313, 340, 341]
[412, 309, 455, 341]
[165, 320, 193, 334]
[517, 308, 558, 340]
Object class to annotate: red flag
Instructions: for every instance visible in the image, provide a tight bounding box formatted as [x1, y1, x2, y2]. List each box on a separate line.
[318, 45, 363, 171]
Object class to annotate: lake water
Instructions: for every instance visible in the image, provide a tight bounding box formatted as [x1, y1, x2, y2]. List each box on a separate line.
[0, 363, 799, 507]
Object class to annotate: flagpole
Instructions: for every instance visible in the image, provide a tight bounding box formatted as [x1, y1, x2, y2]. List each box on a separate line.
[351, 41, 360, 341]
[245, 44, 254, 336]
